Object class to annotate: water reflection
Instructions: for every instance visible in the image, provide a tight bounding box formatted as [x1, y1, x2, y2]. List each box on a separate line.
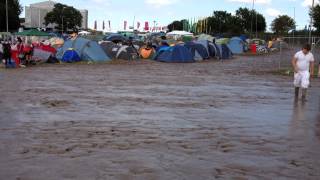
[290, 96, 320, 142]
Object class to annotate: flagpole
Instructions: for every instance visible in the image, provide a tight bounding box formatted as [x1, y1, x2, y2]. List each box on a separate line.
[6, 0, 9, 32]
[132, 16, 135, 30]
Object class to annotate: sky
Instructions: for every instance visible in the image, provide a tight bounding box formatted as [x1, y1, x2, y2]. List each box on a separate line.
[20, 0, 317, 31]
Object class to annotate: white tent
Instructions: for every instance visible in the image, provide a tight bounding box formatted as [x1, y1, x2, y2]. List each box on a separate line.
[78, 31, 91, 35]
[167, 31, 193, 36]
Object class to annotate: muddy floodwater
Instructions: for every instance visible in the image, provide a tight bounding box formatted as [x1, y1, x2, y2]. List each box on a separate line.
[0, 51, 320, 180]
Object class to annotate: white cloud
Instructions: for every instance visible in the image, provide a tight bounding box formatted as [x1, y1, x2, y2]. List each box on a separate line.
[266, 8, 282, 17]
[302, 0, 319, 7]
[90, 0, 111, 6]
[145, 0, 179, 7]
[228, 0, 271, 4]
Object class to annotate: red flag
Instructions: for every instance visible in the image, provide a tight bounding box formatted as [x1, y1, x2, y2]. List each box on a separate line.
[124, 21, 127, 30]
[94, 20, 97, 30]
[102, 21, 105, 30]
[144, 21, 149, 31]
[137, 22, 141, 29]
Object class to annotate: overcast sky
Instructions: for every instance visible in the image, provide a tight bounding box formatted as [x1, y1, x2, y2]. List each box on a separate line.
[20, 0, 316, 31]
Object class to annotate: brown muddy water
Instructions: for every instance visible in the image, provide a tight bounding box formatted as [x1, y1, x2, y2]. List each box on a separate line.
[0, 53, 320, 180]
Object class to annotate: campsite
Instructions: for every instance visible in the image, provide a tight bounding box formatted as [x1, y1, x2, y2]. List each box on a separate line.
[1, 0, 320, 179]
[1, 43, 320, 179]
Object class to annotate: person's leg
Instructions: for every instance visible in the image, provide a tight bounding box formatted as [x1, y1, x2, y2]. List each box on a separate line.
[301, 71, 310, 101]
[5, 57, 9, 66]
[293, 73, 301, 99]
[295, 87, 300, 98]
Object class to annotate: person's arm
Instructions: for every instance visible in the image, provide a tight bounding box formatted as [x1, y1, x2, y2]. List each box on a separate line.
[292, 56, 298, 73]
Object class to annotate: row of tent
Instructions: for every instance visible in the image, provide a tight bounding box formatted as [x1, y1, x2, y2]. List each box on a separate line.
[153, 41, 232, 63]
[53, 37, 233, 63]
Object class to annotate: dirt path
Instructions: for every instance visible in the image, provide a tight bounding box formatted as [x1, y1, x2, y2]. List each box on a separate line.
[0, 52, 320, 180]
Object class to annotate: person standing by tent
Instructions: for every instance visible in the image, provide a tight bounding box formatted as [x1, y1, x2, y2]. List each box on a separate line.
[3, 40, 12, 67]
[0, 39, 3, 64]
[292, 44, 315, 101]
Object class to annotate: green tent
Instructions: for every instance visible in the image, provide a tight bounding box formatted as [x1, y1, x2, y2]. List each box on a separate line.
[216, 38, 230, 45]
[15, 29, 51, 37]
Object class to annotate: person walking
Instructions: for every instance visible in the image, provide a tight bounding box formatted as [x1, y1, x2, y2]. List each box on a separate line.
[292, 44, 315, 101]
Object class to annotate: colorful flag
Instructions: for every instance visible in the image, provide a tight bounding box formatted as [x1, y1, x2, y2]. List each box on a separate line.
[137, 22, 140, 29]
[94, 20, 97, 30]
[108, 20, 111, 29]
[102, 21, 105, 30]
[124, 21, 127, 30]
[144, 21, 149, 31]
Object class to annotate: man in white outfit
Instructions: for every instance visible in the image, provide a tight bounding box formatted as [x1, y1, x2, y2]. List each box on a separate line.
[292, 44, 315, 101]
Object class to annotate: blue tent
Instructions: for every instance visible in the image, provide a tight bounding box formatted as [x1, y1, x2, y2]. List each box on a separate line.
[153, 45, 194, 63]
[216, 44, 233, 59]
[184, 42, 209, 60]
[208, 42, 221, 59]
[227, 37, 246, 54]
[57, 37, 111, 62]
[61, 49, 81, 63]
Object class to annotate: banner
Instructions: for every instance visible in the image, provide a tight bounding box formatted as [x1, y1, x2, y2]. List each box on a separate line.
[144, 21, 149, 31]
[102, 21, 105, 30]
[124, 21, 127, 30]
[137, 22, 141, 29]
[94, 20, 97, 30]
[108, 20, 111, 29]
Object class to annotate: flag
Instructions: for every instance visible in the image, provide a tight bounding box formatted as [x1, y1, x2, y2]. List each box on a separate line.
[102, 21, 105, 30]
[124, 21, 127, 30]
[108, 20, 111, 29]
[144, 21, 149, 31]
[137, 22, 141, 29]
[94, 20, 97, 30]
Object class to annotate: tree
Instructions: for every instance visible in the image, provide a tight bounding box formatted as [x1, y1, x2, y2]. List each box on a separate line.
[204, 11, 242, 35]
[271, 15, 295, 35]
[236, 7, 266, 33]
[0, 0, 22, 31]
[44, 3, 82, 32]
[168, 20, 186, 32]
[310, 4, 320, 33]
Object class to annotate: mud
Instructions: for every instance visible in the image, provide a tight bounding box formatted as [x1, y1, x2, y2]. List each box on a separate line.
[0, 49, 320, 180]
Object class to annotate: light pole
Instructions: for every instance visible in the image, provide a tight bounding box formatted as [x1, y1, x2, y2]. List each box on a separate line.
[250, 0, 255, 38]
[6, 0, 9, 32]
[62, 7, 66, 34]
[309, 0, 315, 44]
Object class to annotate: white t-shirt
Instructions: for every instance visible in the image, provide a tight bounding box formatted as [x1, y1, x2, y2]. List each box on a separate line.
[294, 50, 314, 71]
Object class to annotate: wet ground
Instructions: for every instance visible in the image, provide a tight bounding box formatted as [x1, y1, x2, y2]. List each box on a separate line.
[0, 49, 320, 180]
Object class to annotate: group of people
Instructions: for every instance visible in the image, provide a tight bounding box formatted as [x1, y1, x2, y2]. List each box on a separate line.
[0, 36, 59, 68]
[0, 37, 34, 68]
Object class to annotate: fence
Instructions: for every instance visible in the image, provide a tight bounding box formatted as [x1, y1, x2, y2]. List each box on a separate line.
[276, 36, 320, 70]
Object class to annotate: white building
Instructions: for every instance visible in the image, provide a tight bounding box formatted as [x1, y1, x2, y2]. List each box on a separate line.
[25, 0, 88, 29]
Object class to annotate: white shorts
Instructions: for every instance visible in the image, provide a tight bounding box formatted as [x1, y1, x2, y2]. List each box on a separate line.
[294, 71, 310, 88]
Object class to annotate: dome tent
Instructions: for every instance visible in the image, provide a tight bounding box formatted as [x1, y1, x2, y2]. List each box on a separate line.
[227, 37, 247, 54]
[100, 41, 121, 59]
[153, 45, 194, 63]
[57, 37, 111, 62]
[184, 41, 209, 61]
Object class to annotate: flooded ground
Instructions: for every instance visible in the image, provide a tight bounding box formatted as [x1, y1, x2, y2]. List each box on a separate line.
[0, 50, 320, 180]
